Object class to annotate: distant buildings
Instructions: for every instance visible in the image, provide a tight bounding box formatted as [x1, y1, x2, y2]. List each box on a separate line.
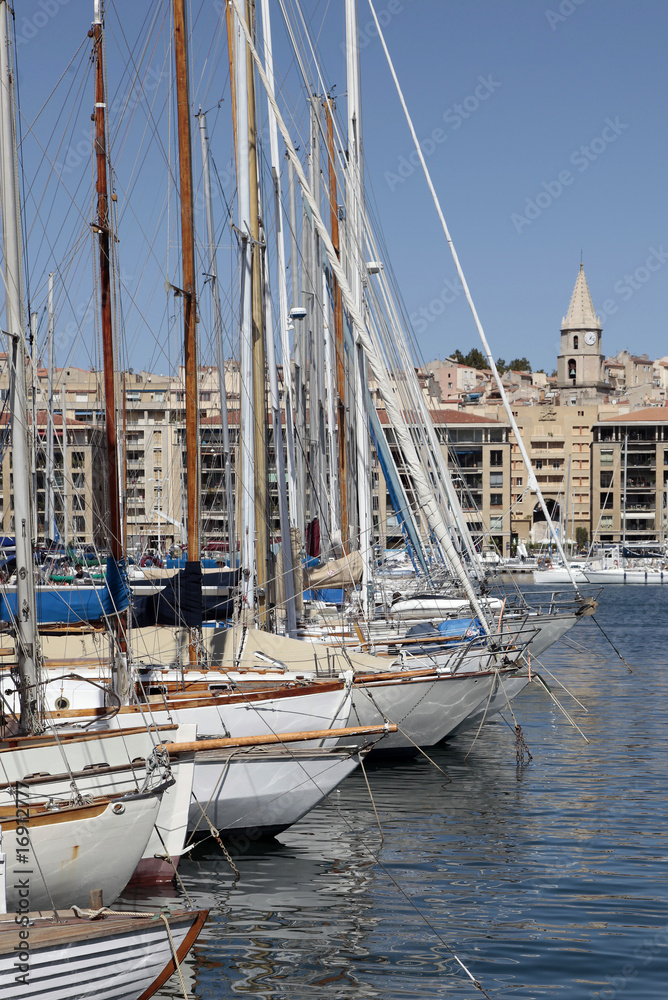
[1, 263, 666, 556]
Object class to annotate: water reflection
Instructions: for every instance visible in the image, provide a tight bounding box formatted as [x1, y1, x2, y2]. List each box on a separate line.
[127, 587, 668, 998]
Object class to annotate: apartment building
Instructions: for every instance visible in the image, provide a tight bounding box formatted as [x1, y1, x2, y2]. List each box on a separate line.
[591, 407, 668, 545]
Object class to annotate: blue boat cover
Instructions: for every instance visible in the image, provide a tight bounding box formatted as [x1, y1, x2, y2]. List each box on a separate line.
[0, 556, 130, 626]
[303, 588, 345, 606]
[436, 617, 485, 638]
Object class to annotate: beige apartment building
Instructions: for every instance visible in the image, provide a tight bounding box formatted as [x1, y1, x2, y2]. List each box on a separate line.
[591, 407, 668, 546]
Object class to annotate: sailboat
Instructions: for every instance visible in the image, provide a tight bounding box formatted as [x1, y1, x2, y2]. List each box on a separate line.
[0, 906, 208, 1000]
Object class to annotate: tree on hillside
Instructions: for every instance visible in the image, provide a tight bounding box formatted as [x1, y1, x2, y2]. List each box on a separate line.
[451, 347, 488, 370]
[450, 349, 534, 374]
[507, 357, 532, 372]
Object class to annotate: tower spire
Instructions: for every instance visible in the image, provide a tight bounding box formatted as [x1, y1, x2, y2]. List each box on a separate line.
[561, 262, 601, 331]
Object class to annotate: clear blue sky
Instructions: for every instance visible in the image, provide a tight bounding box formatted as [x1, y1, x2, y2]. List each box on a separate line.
[8, 0, 668, 376]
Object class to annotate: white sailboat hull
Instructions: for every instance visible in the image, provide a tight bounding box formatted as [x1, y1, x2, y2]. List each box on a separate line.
[47, 682, 353, 743]
[0, 726, 195, 884]
[584, 567, 668, 584]
[388, 595, 504, 620]
[0, 908, 206, 1000]
[532, 567, 588, 584]
[448, 673, 531, 736]
[187, 746, 361, 836]
[346, 670, 503, 750]
[1, 792, 162, 910]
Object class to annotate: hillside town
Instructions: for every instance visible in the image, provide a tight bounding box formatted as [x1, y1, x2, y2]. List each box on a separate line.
[2, 264, 666, 560]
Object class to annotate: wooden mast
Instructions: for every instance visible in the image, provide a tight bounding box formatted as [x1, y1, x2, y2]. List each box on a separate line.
[324, 98, 348, 551]
[173, 0, 201, 660]
[92, 2, 127, 679]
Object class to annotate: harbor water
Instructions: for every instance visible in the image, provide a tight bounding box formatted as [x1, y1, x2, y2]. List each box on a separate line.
[139, 585, 668, 999]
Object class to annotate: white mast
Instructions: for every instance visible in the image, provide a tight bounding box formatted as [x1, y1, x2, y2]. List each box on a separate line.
[366, 0, 579, 593]
[0, 0, 41, 730]
[198, 111, 235, 563]
[346, 0, 373, 614]
[46, 273, 55, 541]
[258, 0, 298, 524]
[322, 269, 340, 543]
[235, 7, 255, 612]
[230, 0, 491, 629]
[288, 158, 307, 538]
[262, 250, 297, 635]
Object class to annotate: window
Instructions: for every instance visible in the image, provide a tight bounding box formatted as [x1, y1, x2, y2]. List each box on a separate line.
[578, 410, 585, 416]
[73, 516, 86, 534]
[201, 392, 211, 402]
[573, 335, 579, 350]
[126, 391, 140, 402]
[73, 494, 85, 511]
[600, 515, 613, 529]
[600, 449, 614, 466]
[534, 460, 543, 470]
[71, 452, 85, 469]
[489, 472, 503, 487]
[490, 450, 503, 466]
[490, 493, 503, 507]
[514, 477, 523, 486]
[490, 516, 503, 531]
[75, 393, 88, 403]
[568, 358, 576, 380]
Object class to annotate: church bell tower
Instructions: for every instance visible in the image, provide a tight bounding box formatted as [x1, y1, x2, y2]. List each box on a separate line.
[557, 263, 606, 391]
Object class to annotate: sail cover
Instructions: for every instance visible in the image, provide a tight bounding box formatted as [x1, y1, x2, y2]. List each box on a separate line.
[0, 556, 130, 626]
[369, 407, 428, 575]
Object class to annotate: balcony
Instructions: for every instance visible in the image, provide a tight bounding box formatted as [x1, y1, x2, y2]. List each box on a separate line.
[626, 479, 655, 490]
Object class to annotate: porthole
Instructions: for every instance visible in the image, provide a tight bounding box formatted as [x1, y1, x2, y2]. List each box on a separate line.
[54, 696, 70, 711]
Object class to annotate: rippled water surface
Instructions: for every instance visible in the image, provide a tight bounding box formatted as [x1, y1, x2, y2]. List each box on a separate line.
[132, 586, 668, 999]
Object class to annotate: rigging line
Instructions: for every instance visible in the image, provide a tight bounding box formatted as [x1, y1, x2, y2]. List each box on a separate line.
[529, 655, 589, 712]
[358, 751, 383, 846]
[533, 673, 590, 743]
[16, 37, 89, 139]
[463, 670, 499, 762]
[558, 634, 608, 662]
[367, 0, 579, 595]
[104, 9, 181, 212]
[590, 614, 633, 674]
